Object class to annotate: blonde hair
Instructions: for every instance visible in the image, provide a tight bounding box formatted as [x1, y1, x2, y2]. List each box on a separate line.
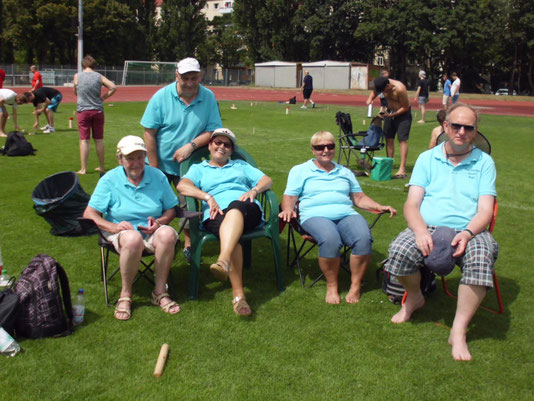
[310, 130, 335, 146]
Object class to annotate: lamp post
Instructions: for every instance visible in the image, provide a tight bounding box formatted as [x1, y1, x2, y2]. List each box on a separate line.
[77, 0, 83, 73]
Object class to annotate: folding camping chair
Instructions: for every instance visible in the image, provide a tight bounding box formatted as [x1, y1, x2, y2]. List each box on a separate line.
[79, 207, 201, 306]
[179, 146, 285, 300]
[336, 111, 385, 176]
[283, 203, 386, 287]
[434, 130, 502, 313]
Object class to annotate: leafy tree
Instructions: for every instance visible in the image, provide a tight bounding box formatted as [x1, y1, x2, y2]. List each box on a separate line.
[203, 14, 244, 68]
[234, 0, 300, 62]
[152, 0, 207, 63]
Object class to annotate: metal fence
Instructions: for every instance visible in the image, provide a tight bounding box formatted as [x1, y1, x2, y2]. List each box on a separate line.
[0, 64, 254, 87]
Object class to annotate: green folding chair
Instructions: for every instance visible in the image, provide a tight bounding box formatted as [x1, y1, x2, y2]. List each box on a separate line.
[180, 146, 285, 300]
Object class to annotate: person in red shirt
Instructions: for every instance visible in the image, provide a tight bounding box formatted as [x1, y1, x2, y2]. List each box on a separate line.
[30, 65, 43, 91]
[0, 68, 6, 88]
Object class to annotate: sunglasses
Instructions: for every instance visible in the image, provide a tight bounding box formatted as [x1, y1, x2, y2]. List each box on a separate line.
[212, 139, 233, 149]
[448, 122, 476, 133]
[312, 143, 336, 151]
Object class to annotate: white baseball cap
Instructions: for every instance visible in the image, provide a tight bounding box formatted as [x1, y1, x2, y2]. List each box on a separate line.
[211, 128, 236, 146]
[177, 57, 201, 74]
[116, 135, 147, 155]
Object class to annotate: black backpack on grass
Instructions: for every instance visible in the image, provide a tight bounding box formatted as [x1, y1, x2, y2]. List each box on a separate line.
[377, 260, 436, 304]
[0, 288, 19, 336]
[14, 254, 73, 338]
[0, 131, 36, 156]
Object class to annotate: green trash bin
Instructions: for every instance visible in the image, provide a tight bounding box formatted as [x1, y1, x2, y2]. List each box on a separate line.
[371, 157, 393, 181]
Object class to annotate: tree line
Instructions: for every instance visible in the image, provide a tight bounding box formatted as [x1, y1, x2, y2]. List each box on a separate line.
[1, 0, 532, 94]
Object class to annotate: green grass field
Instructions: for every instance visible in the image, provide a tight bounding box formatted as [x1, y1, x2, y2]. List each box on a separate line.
[1, 100, 533, 400]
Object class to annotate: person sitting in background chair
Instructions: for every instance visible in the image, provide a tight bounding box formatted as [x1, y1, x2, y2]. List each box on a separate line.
[429, 109, 447, 149]
[279, 130, 396, 304]
[83, 135, 180, 321]
[177, 128, 273, 316]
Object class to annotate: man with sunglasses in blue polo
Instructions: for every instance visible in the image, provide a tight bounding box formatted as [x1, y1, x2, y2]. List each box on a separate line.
[383, 103, 498, 362]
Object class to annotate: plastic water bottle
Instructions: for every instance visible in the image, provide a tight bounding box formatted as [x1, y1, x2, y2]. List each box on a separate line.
[72, 289, 86, 326]
[0, 327, 20, 357]
[367, 103, 373, 118]
[0, 269, 12, 291]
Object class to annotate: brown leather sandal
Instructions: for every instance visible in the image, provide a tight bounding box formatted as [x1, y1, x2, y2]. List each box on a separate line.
[210, 260, 230, 281]
[151, 292, 181, 315]
[233, 296, 252, 316]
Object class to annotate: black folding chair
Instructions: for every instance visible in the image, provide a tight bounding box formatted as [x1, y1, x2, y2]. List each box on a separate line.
[283, 203, 386, 287]
[79, 207, 201, 306]
[336, 111, 385, 176]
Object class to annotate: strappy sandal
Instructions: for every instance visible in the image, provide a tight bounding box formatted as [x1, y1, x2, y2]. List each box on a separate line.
[210, 260, 230, 281]
[114, 297, 132, 321]
[233, 296, 252, 316]
[151, 292, 181, 314]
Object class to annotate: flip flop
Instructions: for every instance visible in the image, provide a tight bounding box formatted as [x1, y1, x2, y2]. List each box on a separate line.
[392, 173, 408, 179]
[210, 260, 230, 281]
[233, 296, 252, 316]
[114, 296, 132, 321]
[151, 292, 180, 314]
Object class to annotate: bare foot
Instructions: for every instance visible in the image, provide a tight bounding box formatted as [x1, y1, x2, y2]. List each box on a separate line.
[325, 287, 340, 304]
[391, 294, 425, 324]
[449, 328, 472, 361]
[345, 283, 361, 303]
[95, 167, 106, 173]
[76, 170, 86, 175]
[0, 132, 7, 137]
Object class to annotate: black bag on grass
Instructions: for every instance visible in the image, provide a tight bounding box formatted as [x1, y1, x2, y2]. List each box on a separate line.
[377, 261, 436, 304]
[32, 171, 97, 236]
[0, 131, 36, 156]
[14, 254, 73, 338]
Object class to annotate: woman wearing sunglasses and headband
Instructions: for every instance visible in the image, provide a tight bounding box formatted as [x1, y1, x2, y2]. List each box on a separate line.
[177, 128, 272, 316]
[279, 130, 396, 304]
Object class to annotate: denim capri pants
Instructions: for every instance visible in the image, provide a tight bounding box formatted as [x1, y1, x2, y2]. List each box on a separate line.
[300, 214, 373, 258]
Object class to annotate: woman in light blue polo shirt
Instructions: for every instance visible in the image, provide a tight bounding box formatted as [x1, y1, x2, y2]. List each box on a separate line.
[177, 128, 273, 316]
[83, 136, 180, 321]
[279, 131, 396, 304]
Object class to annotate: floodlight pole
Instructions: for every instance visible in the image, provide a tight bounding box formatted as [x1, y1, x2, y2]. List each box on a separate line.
[77, 0, 83, 73]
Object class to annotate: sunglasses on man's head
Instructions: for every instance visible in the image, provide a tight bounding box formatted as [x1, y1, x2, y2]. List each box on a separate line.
[212, 139, 233, 149]
[448, 122, 476, 133]
[312, 143, 335, 151]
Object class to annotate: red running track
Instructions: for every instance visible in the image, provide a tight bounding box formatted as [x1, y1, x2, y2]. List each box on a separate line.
[12, 85, 534, 117]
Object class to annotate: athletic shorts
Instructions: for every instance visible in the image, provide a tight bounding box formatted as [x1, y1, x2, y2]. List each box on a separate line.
[384, 226, 499, 288]
[47, 94, 62, 112]
[384, 108, 412, 141]
[442, 95, 450, 106]
[104, 225, 178, 254]
[77, 110, 105, 140]
[203, 200, 262, 237]
[418, 96, 428, 105]
[303, 89, 313, 100]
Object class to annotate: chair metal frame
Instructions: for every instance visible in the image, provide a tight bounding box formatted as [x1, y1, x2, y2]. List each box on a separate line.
[180, 146, 285, 300]
[336, 111, 385, 175]
[284, 204, 386, 288]
[79, 208, 200, 306]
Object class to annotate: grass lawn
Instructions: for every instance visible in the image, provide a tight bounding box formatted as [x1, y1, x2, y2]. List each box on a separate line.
[1, 100, 533, 400]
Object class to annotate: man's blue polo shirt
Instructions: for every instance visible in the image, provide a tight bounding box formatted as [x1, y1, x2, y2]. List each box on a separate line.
[88, 165, 178, 231]
[183, 159, 265, 222]
[140, 83, 222, 176]
[410, 143, 497, 229]
[284, 159, 362, 224]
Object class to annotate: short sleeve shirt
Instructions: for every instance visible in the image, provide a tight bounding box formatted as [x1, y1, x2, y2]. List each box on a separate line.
[140, 83, 222, 176]
[32, 87, 61, 107]
[409, 143, 497, 229]
[183, 159, 265, 222]
[0, 89, 18, 109]
[443, 80, 452, 96]
[32, 71, 43, 90]
[283, 159, 362, 224]
[417, 79, 429, 98]
[88, 165, 178, 233]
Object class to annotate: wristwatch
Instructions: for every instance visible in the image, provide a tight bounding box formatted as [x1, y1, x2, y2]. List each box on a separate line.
[189, 141, 197, 150]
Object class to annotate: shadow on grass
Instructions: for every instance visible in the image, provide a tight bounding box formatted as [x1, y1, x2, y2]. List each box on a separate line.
[408, 274, 517, 341]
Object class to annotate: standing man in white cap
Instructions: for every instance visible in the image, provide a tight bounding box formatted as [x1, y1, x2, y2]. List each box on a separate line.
[414, 70, 429, 123]
[141, 57, 222, 259]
